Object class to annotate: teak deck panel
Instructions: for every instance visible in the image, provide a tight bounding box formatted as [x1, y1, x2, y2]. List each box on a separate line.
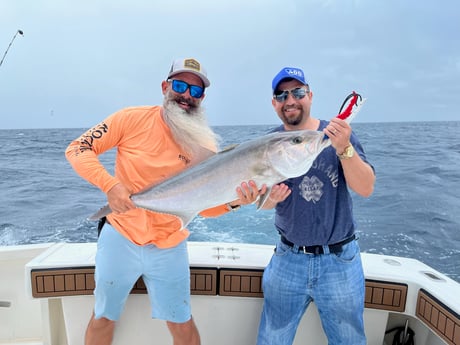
[417, 289, 460, 345]
[31, 267, 407, 312]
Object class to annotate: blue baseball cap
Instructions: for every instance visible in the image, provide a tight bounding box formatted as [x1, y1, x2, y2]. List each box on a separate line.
[272, 67, 308, 92]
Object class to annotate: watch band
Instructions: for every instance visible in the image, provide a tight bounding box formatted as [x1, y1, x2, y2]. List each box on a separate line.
[337, 144, 354, 160]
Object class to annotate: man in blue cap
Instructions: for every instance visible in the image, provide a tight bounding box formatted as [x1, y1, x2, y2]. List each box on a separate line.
[256, 66, 375, 345]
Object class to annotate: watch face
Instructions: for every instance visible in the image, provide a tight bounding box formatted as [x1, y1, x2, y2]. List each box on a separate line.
[339, 145, 354, 159]
[345, 145, 354, 157]
[345, 146, 352, 156]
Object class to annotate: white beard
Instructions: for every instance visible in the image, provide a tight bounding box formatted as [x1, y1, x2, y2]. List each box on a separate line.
[162, 92, 220, 161]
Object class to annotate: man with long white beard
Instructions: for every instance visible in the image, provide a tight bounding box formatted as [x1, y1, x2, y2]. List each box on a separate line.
[65, 58, 261, 345]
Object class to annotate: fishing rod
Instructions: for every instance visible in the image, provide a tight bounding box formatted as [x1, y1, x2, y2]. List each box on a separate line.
[0, 29, 24, 68]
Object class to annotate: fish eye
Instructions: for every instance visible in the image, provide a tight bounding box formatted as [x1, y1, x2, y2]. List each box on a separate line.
[291, 136, 303, 144]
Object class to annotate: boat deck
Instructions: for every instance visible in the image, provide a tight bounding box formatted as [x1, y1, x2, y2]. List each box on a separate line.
[2, 242, 460, 344]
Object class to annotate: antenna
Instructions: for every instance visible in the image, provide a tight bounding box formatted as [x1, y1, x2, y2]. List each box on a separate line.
[0, 29, 24, 68]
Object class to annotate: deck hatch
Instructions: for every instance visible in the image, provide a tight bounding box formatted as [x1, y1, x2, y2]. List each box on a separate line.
[191, 268, 218, 295]
[417, 289, 460, 345]
[219, 269, 264, 297]
[31, 268, 409, 314]
[31, 268, 95, 297]
[364, 280, 407, 312]
[31, 267, 219, 297]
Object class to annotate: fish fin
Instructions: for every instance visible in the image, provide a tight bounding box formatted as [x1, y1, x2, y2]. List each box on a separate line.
[88, 204, 112, 221]
[220, 143, 239, 153]
[137, 207, 196, 231]
[189, 147, 216, 166]
[256, 186, 273, 210]
[178, 213, 196, 229]
[170, 209, 203, 229]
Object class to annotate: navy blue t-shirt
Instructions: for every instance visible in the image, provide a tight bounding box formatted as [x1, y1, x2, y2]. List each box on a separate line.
[273, 120, 373, 246]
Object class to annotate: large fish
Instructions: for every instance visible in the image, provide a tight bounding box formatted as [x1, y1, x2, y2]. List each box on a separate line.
[90, 92, 365, 229]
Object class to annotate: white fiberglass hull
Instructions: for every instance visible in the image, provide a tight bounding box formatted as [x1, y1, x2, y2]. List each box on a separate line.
[1, 242, 459, 345]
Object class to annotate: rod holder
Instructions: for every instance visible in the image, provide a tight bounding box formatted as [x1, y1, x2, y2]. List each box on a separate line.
[0, 301, 12, 308]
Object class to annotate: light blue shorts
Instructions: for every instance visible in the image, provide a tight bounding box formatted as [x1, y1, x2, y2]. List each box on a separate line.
[93, 225, 191, 323]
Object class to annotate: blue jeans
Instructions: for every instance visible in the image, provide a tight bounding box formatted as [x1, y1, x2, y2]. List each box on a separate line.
[257, 239, 366, 345]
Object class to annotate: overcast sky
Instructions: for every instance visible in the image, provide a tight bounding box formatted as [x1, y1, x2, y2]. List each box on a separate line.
[1, 0, 459, 129]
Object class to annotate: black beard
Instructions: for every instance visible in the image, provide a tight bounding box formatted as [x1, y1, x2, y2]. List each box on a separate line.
[282, 106, 304, 126]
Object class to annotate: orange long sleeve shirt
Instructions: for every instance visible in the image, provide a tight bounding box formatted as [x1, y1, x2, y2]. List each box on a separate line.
[65, 106, 229, 248]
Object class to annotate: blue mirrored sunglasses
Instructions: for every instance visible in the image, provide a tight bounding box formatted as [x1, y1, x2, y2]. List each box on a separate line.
[273, 87, 309, 103]
[169, 79, 204, 99]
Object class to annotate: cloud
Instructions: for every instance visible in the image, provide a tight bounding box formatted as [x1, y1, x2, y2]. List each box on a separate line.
[1, 0, 460, 128]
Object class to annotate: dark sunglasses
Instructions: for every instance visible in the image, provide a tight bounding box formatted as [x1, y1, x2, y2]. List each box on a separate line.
[169, 79, 204, 99]
[273, 87, 309, 103]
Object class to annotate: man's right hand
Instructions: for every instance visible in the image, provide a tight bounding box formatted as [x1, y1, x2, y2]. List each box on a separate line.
[107, 183, 136, 214]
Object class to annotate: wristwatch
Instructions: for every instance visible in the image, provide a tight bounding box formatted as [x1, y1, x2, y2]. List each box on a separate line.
[337, 144, 355, 160]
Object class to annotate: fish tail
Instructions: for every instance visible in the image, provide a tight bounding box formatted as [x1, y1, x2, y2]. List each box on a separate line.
[88, 204, 112, 221]
[337, 91, 366, 124]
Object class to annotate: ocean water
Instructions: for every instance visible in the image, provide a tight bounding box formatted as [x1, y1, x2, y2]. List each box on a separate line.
[1, 122, 459, 283]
